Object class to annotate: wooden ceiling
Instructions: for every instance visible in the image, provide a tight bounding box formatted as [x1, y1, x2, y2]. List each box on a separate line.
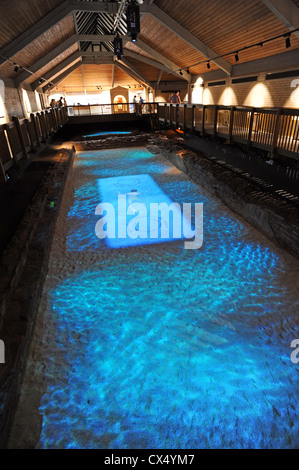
[0, 0, 298, 94]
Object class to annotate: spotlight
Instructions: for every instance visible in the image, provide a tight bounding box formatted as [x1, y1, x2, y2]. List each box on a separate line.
[207, 61, 210, 69]
[179, 69, 183, 75]
[285, 35, 291, 48]
[113, 33, 123, 59]
[126, 3, 140, 42]
[13, 65, 19, 72]
[38, 78, 43, 84]
[187, 67, 190, 74]
[235, 52, 239, 62]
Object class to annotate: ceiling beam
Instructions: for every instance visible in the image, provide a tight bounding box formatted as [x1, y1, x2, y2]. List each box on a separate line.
[0, 0, 141, 67]
[147, 3, 232, 75]
[43, 60, 82, 92]
[231, 48, 299, 76]
[115, 61, 149, 88]
[112, 64, 115, 88]
[124, 48, 176, 75]
[0, 0, 73, 66]
[136, 39, 191, 82]
[32, 51, 82, 90]
[191, 48, 299, 82]
[70, 1, 150, 14]
[157, 69, 163, 86]
[14, 35, 128, 87]
[14, 35, 79, 87]
[119, 58, 152, 86]
[261, 0, 299, 38]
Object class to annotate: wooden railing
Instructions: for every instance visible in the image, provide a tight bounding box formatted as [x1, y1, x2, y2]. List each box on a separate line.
[0, 106, 68, 182]
[67, 101, 158, 117]
[158, 103, 299, 159]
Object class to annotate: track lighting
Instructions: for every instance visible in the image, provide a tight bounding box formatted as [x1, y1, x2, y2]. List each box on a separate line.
[174, 27, 298, 76]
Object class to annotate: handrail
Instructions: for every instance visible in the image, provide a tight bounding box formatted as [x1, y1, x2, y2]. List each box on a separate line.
[157, 103, 299, 159]
[0, 106, 68, 182]
[67, 101, 158, 117]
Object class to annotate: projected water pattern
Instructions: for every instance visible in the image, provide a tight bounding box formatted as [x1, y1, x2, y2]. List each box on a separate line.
[26, 147, 298, 448]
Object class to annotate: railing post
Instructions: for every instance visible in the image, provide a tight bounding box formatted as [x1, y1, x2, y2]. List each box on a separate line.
[228, 106, 235, 144]
[25, 118, 36, 153]
[191, 105, 195, 133]
[30, 113, 41, 147]
[174, 104, 178, 128]
[271, 109, 282, 157]
[214, 105, 218, 136]
[183, 104, 187, 132]
[202, 105, 206, 134]
[247, 108, 255, 147]
[12, 116, 28, 160]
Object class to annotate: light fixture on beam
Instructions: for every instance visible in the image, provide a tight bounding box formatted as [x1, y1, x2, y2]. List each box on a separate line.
[179, 69, 183, 75]
[126, 2, 140, 43]
[285, 33, 291, 48]
[207, 61, 210, 69]
[234, 51, 239, 62]
[113, 33, 123, 60]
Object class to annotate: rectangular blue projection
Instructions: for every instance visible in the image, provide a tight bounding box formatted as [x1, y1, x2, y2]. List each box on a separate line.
[97, 174, 194, 248]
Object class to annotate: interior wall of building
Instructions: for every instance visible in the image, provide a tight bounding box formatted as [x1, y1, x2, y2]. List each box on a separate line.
[0, 85, 48, 124]
[200, 74, 299, 108]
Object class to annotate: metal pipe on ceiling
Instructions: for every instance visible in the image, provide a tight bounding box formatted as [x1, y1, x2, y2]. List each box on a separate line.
[112, 0, 127, 34]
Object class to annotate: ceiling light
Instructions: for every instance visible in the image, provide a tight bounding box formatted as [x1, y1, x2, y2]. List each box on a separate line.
[113, 33, 123, 59]
[126, 3, 140, 42]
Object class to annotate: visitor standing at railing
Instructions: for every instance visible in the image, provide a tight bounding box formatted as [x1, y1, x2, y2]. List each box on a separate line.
[133, 95, 137, 114]
[170, 91, 181, 104]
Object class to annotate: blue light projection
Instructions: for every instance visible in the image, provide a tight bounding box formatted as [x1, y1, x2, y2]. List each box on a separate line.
[37, 147, 299, 449]
[96, 174, 196, 248]
[82, 131, 132, 138]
